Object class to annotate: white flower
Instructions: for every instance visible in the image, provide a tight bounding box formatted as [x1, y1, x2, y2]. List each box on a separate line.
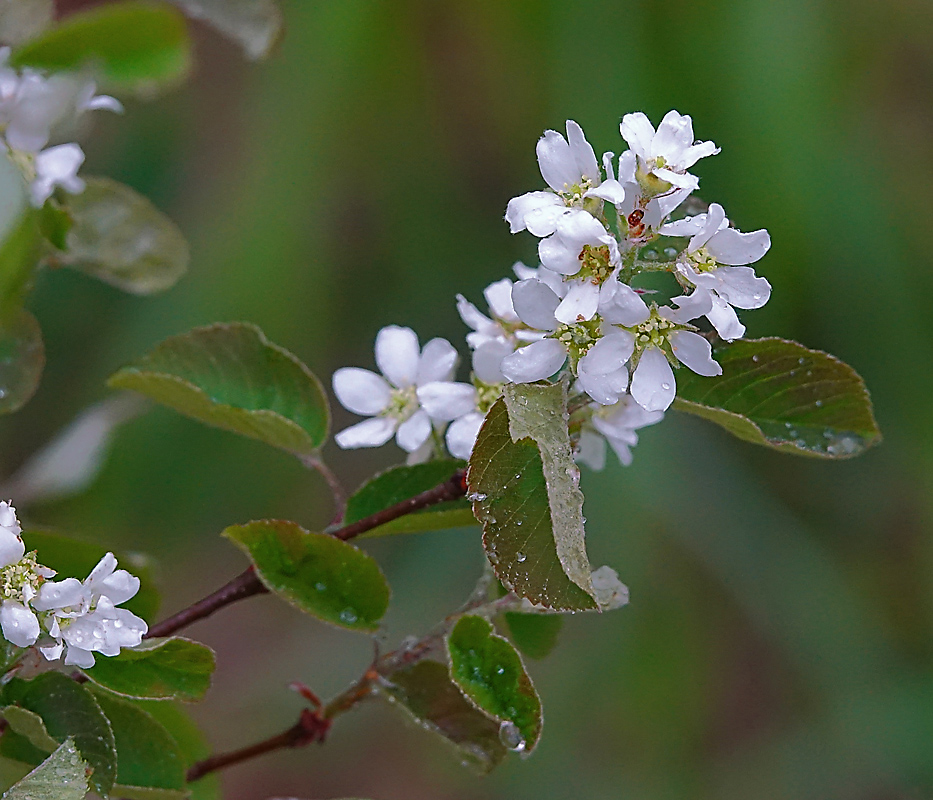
[505, 120, 625, 237]
[30, 143, 85, 206]
[660, 203, 771, 340]
[614, 149, 693, 235]
[445, 411, 486, 461]
[574, 395, 664, 470]
[620, 110, 719, 192]
[333, 326, 475, 454]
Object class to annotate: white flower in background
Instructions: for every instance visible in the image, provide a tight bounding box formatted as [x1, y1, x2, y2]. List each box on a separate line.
[574, 396, 664, 470]
[505, 120, 626, 238]
[32, 552, 146, 668]
[620, 110, 719, 192]
[29, 143, 85, 206]
[333, 326, 475, 455]
[660, 203, 772, 340]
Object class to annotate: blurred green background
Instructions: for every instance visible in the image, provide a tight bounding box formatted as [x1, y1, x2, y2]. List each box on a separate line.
[4, 0, 933, 797]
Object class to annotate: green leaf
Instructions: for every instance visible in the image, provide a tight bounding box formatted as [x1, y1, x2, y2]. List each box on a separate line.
[0, 310, 44, 416]
[468, 385, 597, 611]
[447, 615, 542, 754]
[2, 739, 88, 800]
[0, 149, 42, 322]
[674, 337, 881, 458]
[223, 520, 389, 632]
[379, 660, 507, 774]
[344, 460, 476, 538]
[168, 0, 282, 59]
[0, 0, 54, 46]
[81, 637, 214, 702]
[137, 700, 218, 800]
[502, 613, 563, 661]
[0, 708, 58, 754]
[1, 673, 116, 796]
[92, 690, 187, 799]
[109, 322, 331, 456]
[11, 1, 192, 94]
[58, 178, 189, 295]
[21, 530, 160, 622]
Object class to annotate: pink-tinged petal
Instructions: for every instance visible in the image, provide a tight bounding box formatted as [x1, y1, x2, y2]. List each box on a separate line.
[664, 288, 713, 324]
[500, 339, 567, 383]
[375, 325, 420, 388]
[446, 412, 486, 460]
[554, 280, 600, 324]
[692, 266, 771, 309]
[505, 191, 562, 234]
[473, 338, 514, 384]
[580, 331, 635, 373]
[574, 429, 606, 471]
[598, 277, 650, 326]
[0, 601, 39, 647]
[33, 578, 85, 612]
[333, 368, 391, 416]
[565, 120, 600, 183]
[585, 179, 626, 205]
[707, 227, 771, 265]
[680, 139, 720, 169]
[631, 347, 676, 412]
[620, 112, 656, 159]
[396, 409, 432, 453]
[706, 294, 746, 341]
[653, 166, 698, 191]
[417, 382, 477, 421]
[335, 417, 396, 449]
[536, 128, 578, 192]
[669, 331, 721, 376]
[0, 528, 24, 569]
[652, 110, 694, 163]
[511, 278, 560, 330]
[456, 294, 491, 332]
[484, 278, 517, 321]
[417, 338, 458, 385]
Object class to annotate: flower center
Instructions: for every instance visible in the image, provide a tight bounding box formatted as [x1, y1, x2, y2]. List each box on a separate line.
[631, 310, 676, 351]
[687, 246, 718, 273]
[554, 318, 601, 367]
[571, 244, 614, 284]
[472, 378, 502, 414]
[384, 386, 418, 422]
[559, 177, 594, 206]
[0, 552, 46, 604]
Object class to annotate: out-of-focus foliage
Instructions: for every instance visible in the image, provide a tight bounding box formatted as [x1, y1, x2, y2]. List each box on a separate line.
[0, 0, 929, 798]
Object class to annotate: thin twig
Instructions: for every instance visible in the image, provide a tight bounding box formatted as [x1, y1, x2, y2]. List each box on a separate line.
[298, 454, 348, 524]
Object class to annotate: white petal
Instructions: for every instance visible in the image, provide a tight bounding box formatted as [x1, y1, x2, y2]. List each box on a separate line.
[606, 436, 636, 467]
[652, 110, 694, 164]
[472, 339, 513, 384]
[0, 528, 24, 569]
[484, 278, 517, 321]
[631, 347, 676, 412]
[554, 280, 600, 324]
[620, 112, 656, 159]
[660, 214, 707, 238]
[0, 601, 39, 647]
[566, 120, 600, 183]
[456, 294, 491, 332]
[580, 331, 635, 374]
[575, 430, 606, 471]
[669, 331, 721, 376]
[538, 233, 582, 275]
[585, 178, 626, 206]
[577, 362, 629, 406]
[332, 368, 391, 415]
[680, 139, 720, 169]
[417, 338, 458, 384]
[396, 409, 432, 453]
[710, 267, 772, 309]
[601, 151, 617, 182]
[598, 277, 650, 326]
[63, 646, 95, 668]
[664, 289, 714, 324]
[707, 227, 771, 266]
[537, 128, 579, 192]
[335, 417, 396, 449]
[652, 188, 692, 223]
[86, 552, 117, 587]
[505, 191, 562, 234]
[39, 640, 64, 662]
[511, 279, 560, 331]
[554, 208, 608, 246]
[417, 382, 477, 421]
[653, 166, 698, 191]
[33, 578, 85, 612]
[375, 325, 420, 388]
[99, 570, 140, 606]
[500, 339, 567, 383]
[688, 203, 726, 251]
[524, 201, 569, 238]
[706, 294, 746, 341]
[446, 412, 486, 460]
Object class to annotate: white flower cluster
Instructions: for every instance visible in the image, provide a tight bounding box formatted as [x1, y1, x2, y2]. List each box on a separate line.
[0, 501, 146, 668]
[333, 111, 772, 469]
[0, 48, 122, 207]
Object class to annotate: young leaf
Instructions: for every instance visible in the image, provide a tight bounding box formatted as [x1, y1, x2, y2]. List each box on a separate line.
[168, 0, 282, 60]
[344, 460, 476, 538]
[379, 660, 507, 774]
[502, 613, 563, 661]
[0, 0, 54, 46]
[108, 323, 330, 456]
[2, 739, 88, 800]
[81, 637, 215, 702]
[58, 178, 189, 295]
[21, 530, 160, 622]
[91, 690, 187, 799]
[1, 673, 116, 796]
[468, 385, 598, 611]
[0, 311, 43, 416]
[674, 337, 881, 458]
[223, 520, 390, 632]
[0, 707, 58, 753]
[11, 1, 192, 94]
[446, 615, 542, 753]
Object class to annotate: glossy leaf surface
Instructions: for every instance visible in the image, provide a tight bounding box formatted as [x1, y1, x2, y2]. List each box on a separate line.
[2, 740, 87, 800]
